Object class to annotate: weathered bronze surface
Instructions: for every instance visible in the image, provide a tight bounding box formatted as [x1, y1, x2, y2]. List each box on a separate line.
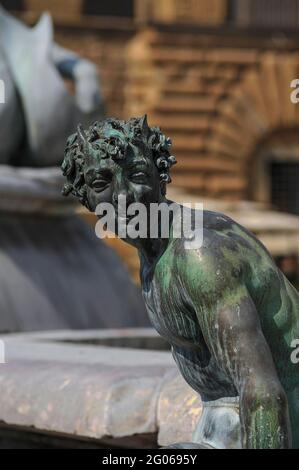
[62, 116, 299, 449]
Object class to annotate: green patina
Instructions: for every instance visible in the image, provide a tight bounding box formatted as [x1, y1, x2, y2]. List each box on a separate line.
[62, 115, 299, 449]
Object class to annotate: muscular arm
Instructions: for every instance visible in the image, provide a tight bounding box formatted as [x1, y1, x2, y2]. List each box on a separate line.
[185, 258, 291, 448]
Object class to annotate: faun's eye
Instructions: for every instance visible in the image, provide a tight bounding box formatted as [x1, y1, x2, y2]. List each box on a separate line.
[130, 172, 148, 183]
[91, 179, 110, 192]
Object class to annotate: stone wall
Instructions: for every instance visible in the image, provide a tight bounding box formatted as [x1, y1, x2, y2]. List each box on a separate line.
[125, 29, 299, 200]
[12, 1, 299, 201]
[150, 0, 227, 25]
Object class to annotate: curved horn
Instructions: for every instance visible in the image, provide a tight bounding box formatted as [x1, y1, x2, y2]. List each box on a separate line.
[139, 114, 150, 137]
[77, 124, 87, 147]
[77, 124, 93, 157]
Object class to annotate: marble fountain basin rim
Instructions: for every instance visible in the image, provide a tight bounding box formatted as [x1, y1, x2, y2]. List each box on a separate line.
[35, 328, 170, 350]
[0, 328, 201, 448]
[0, 165, 76, 214]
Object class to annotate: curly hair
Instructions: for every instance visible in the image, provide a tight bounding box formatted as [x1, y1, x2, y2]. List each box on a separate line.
[61, 115, 176, 209]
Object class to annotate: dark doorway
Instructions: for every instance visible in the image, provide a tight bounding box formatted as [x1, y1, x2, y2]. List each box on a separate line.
[271, 161, 299, 215]
[1, 0, 24, 11]
[83, 0, 134, 18]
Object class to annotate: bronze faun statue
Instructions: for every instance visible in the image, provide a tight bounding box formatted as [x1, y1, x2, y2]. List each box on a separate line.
[62, 116, 299, 449]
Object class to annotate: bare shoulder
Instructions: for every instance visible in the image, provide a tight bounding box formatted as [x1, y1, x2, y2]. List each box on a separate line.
[173, 209, 279, 301]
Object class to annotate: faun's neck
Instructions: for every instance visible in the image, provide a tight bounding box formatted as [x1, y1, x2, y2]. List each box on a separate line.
[122, 198, 174, 266]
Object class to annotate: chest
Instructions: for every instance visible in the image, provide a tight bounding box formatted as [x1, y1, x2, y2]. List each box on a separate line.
[142, 274, 202, 348]
[141, 265, 236, 398]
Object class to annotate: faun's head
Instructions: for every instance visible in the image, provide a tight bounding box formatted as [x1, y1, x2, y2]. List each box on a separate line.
[61, 115, 176, 212]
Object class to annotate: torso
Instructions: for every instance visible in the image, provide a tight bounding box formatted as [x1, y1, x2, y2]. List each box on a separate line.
[142, 272, 238, 400]
[140, 209, 299, 404]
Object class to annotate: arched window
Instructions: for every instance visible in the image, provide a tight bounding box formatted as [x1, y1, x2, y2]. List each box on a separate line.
[252, 130, 299, 215]
[231, 0, 299, 28]
[271, 162, 299, 215]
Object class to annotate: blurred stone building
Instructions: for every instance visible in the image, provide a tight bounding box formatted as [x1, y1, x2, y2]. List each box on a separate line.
[6, 0, 299, 283]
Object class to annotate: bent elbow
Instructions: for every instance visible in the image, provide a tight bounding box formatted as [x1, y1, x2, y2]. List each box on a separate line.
[242, 382, 288, 413]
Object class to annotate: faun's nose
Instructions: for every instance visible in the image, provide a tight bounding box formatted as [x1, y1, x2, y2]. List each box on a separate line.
[112, 192, 119, 206]
[112, 191, 130, 207]
[112, 181, 134, 206]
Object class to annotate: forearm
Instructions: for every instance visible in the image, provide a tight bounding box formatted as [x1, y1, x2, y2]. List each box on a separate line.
[240, 388, 291, 449]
